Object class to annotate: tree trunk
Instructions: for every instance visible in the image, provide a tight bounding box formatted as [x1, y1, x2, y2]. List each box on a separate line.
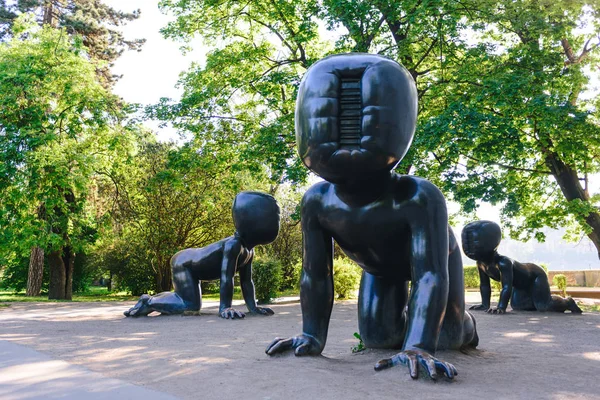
[26, 246, 44, 296]
[48, 247, 74, 300]
[154, 258, 172, 293]
[545, 152, 600, 259]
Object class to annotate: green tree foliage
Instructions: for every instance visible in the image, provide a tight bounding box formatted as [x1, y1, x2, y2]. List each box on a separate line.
[159, 0, 600, 259]
[262, 184, 303, 290]
[0, 0, 144, 87]
[417, 1, 600, 257]
[0, 16, 135, 299]
[104, 140, 256, 293]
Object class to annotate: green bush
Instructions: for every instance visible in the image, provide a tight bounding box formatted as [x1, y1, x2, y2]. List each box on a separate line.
[291, 260, 303, 290]
[0, 254, 49, 293]
[463, 265, 479, 288]
[252, 257, 282, 303]
[333, 257, 362, 299]
[464, 265, 502, 291]
[201, 280, 220, 294]
[90, 241, 155, 296]
[553, 274, 567, 297]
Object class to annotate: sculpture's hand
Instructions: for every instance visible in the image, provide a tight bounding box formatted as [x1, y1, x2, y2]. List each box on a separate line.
[374, 349, 458, 380]
[251, 306, 274, 316]
[486, 307, 506, 315]
[220, 307, 245, 319]
[469, 304, 489, 311]
[265, 334, 322, 356]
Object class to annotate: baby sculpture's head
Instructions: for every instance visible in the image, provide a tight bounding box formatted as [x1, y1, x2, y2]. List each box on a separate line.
[295, 53, 418, 184]
[461, 220, 502, 260]
[233, 191, 280, 247]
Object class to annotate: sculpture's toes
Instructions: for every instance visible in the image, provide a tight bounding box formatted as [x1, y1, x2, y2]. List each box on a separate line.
[568, 298, 583, 314]
[126, 294, 151, 317]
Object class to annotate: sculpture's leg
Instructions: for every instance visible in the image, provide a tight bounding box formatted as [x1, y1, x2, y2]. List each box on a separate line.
[357, 270, 408, 349]
[510, 287, 535, 311]
[438, 233, 478, 350]
[124, 263, 201, 317]
[531, 276, 582, 313]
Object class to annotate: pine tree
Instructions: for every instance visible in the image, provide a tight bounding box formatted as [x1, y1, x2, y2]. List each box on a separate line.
[0, 0, 144, 87]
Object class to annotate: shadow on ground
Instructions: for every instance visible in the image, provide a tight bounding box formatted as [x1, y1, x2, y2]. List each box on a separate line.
[0, 300, 598, 399]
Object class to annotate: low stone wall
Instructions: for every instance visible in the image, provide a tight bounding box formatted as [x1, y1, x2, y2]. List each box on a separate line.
[547, 270, 600, 287]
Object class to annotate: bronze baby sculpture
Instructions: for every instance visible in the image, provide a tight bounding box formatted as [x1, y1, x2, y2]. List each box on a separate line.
[462, 220, 582, 314]
[124, 191, 280, 319]
[266, 54, 478, 380]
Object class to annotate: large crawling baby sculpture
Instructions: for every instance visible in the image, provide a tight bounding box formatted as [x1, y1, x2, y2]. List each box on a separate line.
[266, 54, 478, 380]
[124, 191, 280, 319]
[462, 220, 582, 314]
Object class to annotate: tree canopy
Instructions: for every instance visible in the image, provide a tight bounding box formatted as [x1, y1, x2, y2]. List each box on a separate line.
[0, 15, 136, 298]
[157, 0, 600, 258]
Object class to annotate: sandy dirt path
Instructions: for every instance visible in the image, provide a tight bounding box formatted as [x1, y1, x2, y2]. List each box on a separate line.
[0, 298, 599, 400]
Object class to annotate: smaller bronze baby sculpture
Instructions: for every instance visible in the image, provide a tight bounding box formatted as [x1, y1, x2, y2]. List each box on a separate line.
[462, 220, 582, 314]
[124, 191, 280, 319]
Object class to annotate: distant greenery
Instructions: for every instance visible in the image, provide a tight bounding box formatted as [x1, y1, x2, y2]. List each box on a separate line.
[553, 274, 568, 297]
[579, 303, 600, 313]
[252, 257, 283, 303]
[333, 258, 362, 300]
[464, 265, 503, 291]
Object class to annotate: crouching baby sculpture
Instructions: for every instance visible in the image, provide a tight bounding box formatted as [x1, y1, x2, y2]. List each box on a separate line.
[266, 53, 478, 380]
[462, 220, 582, 314]
[124, 191, 280, 319]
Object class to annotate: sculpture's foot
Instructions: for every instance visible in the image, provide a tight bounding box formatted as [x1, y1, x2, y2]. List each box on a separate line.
[568, 298, 583, 314]
[124, 294, 152, 317]
[459, 310, 479, 349]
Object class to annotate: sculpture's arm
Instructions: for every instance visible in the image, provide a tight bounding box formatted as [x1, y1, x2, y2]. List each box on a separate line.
[477, 262, 491, 309]
[403, 200, 449, 355]
[239, 255, 274, 316]
[298, 196, 334, 353]
[375, 185, 456, 380]
[495, 257, 514, 312]
[266, 189, 333, 356]
[219, 239, 244, 319]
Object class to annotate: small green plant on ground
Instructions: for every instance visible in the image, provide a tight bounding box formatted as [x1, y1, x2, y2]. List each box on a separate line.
[351, 332, 365, 353]
[553, 274, 568, 297]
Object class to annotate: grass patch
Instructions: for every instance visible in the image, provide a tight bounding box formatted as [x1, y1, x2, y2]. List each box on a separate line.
[579, 303, 600, 313]
[0, 286, 299, 304]
[0, 286, 138, 302]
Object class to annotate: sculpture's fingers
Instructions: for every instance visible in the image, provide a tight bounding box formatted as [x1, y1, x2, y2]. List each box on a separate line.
[374, 353, 402, 371]
[263, 307, 274, 315]
[294, 342, 311, 356]
[123, 309, 131, 317]
[451, 364, 458, 376]
[421, 357, 437, 380]
[235, 310, 245, 319]
[266, 337, 294, 355]
[407, 355, 419, 379]
[435, 360, 455, 379]
[265, 337, 283, 354]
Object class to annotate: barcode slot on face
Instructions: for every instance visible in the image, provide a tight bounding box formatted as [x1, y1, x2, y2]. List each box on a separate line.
[339, 78, 362, 149]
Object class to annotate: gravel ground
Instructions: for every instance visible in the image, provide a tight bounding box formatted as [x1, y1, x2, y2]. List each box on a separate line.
[0, 296, 599, 400]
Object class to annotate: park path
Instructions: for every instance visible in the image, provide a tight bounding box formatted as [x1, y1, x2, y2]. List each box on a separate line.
[0, 340, 177, 400]
[0, 297, 599, 399]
